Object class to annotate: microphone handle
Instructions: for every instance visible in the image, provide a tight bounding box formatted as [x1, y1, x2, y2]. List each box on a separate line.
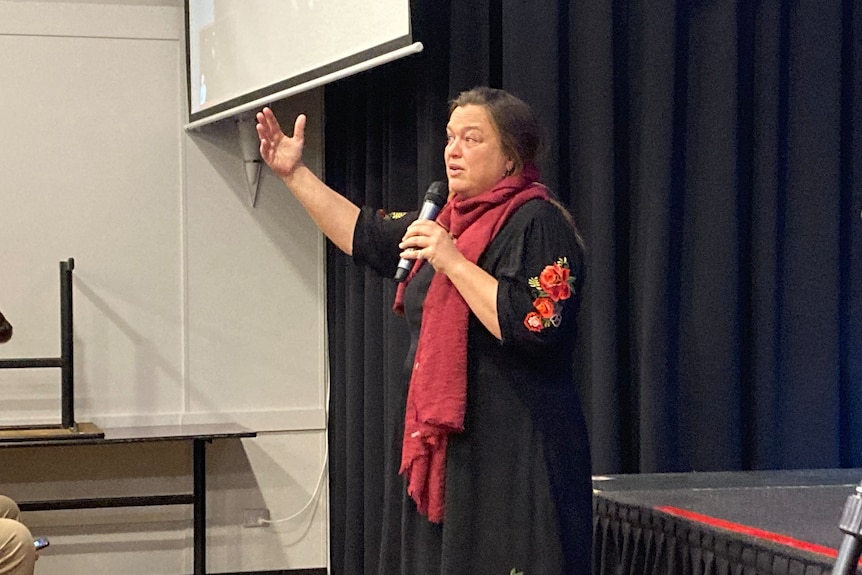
[416, 201, 442, 221]
[394, 202, 442, 282]
[394, 263, 411, 283]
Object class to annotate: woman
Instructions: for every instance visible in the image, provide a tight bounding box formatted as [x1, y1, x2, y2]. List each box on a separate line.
[257, 87, 592, 575]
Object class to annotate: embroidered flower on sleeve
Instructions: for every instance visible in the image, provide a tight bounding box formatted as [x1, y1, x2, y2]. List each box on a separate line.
[523, 257, 576, 332]
[524, 311, 544, 332]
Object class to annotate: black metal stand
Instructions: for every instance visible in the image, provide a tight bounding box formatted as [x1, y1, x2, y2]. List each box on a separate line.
[834, 480, 862, 575]
[193, 438, 207, 575]
[60, 258, 75, 429]
[0, 258, 100, 436]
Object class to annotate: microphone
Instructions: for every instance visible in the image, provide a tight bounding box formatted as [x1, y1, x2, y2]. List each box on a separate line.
[394, 181, 449, 282]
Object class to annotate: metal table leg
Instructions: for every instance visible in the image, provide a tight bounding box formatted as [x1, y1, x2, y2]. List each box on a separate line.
[193, 438, 207, 575]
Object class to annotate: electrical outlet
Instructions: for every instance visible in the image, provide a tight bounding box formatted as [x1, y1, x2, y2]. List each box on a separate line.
[242, 508, 270, 528]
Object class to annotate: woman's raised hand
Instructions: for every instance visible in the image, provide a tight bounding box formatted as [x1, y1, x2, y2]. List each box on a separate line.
[256, 107, 306, 179]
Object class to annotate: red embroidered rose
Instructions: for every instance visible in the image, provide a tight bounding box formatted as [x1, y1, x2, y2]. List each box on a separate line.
[524, 311, 544, 332]
[523, 257, 577, 333]
[533, 297, 555, 319]
[538, 263, 571, 301]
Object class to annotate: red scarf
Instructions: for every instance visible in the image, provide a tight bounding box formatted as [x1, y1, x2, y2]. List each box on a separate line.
[394, 165, 549, 523]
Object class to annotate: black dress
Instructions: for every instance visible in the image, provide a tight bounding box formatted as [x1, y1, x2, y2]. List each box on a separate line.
[352, 198, 592, 575]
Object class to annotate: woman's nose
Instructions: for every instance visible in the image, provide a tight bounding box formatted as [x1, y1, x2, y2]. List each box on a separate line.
[446, 139, 462, 157]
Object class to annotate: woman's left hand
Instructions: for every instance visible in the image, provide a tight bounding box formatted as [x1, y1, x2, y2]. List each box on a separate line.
[398, 220, 464, 277]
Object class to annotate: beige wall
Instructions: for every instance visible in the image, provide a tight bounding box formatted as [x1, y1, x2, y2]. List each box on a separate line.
[0, 1, 328, 572]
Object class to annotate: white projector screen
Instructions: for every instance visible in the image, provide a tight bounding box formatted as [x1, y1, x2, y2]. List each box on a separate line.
[185, 0, 420, 128]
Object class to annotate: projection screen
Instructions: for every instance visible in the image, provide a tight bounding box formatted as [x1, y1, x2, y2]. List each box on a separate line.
[185, 0, 421, 129]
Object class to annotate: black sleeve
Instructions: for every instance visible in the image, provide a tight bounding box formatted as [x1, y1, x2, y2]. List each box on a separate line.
[495, 202, 585, 356]
[352, 206, 418, 279]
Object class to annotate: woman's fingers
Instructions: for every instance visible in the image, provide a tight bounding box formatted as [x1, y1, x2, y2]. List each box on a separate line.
[398, 221, 454, 262]
[399, 221, 435, 248]
[292, 114, 306, 144]
[256, 109, 281, 152]
[256, 108, 303, 146]
[256, 107, 277, 135]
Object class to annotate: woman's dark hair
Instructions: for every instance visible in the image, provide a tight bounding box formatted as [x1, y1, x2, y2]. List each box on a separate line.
[450, 87, 544, 173]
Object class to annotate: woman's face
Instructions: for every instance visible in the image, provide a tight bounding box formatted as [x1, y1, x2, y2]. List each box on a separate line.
[445, 104, 512, 198]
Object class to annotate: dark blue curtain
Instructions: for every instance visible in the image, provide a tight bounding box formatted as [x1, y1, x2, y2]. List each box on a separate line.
[323, 1, 862, 573]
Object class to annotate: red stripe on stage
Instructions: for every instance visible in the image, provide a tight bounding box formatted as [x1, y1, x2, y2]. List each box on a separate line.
[655, 505, 852, 561]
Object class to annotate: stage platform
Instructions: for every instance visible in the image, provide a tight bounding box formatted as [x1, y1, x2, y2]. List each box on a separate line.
[592, 468, 862, 575]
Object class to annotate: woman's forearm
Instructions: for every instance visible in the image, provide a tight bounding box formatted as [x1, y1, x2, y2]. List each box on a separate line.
[445, 258, 502, 340]
[283, 165, 361, 255]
